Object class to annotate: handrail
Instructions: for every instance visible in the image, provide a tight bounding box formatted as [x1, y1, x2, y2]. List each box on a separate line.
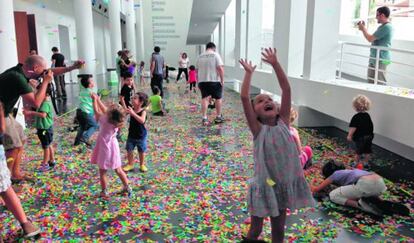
[337, 41, 414, 86]
[340, 41, 414, 55]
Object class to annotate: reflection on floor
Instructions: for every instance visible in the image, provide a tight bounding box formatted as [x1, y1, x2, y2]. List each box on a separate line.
[1, 80, 413, 242]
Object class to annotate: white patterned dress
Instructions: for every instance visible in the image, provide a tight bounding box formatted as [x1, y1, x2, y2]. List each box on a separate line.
[0, 145, 11, 193]
[248, 119, 316, 217]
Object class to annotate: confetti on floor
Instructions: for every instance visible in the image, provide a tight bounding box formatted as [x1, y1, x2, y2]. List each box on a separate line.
[1, 82, 413, 242]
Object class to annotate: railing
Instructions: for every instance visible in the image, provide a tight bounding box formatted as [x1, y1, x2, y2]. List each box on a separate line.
[337, 42, 414, 87]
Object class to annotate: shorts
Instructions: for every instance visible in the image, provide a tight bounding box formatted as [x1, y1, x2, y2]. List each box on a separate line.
[37, 127, 54, 149]
[126, 137, 147, 153]
[153, 111, 165, 116]
[3, 115, 27, 150]
[329, 174, 386, 205]
[0, 145, 12, 193]
[198, 82, 223, 99]
[354, 135, 374, 155]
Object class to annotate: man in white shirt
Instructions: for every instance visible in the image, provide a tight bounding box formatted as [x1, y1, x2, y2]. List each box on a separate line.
[196, 42, 225, 125]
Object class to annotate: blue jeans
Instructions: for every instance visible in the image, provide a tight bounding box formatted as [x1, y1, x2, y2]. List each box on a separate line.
[74, 110, 98, 144]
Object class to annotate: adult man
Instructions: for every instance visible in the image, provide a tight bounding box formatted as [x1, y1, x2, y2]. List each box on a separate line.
[150, 46, 165, 97]
[0, 55, 82, 181]
[358, 6, 393, 84]
[51, 47, 67, 99]
[196, 42, 224, 125]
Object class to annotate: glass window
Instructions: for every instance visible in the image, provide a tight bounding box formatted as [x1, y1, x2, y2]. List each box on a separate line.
[224, 0, 236, 66]
[247, 0, 274, 71]
[340, 0, 414, 40]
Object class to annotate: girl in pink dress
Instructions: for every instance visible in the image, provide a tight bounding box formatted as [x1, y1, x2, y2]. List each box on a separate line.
[90, 93, 131, 197]
[289, 108, 313, 169]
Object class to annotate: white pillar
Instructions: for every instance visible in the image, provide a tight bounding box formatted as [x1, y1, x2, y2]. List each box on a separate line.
[73, 0, 96, 77]
[109, 0, 122, 67]
[273, 0, 307, 77]
[135, 0, 145, 61]
[0, 0, 18, 71]
[234, 0, 242, 65]
[126, 0, 136, 59]
[219, 17, 225, 57]
[303, 0, 341, 81]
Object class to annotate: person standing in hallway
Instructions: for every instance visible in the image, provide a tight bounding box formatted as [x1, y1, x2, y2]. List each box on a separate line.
[51, 47, 67, 99]
[196, 42, 225, 125]
[358, 6, 393, 84]
[176, 52, 189, 83]
[0, 55, 82, 182]
[150, 46, 165, 97]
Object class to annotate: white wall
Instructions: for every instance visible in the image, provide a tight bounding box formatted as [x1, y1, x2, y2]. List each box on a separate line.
[13, 0, 113, 86]
[141, 0, 197, 68]
[224, 65, 414, 161]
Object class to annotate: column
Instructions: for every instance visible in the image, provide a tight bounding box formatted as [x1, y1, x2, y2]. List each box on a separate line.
[234, 0, 242, 64]
[219, 16, 225, 57]
[303, 0, 341, 80]
[0, 0, 18, 71]
[73, 0, 96, 77]
[109, 0, 122, 67]
[273, 0, 308, 77]
[125, 0, 136, 59]
[135, 0, 145, 61]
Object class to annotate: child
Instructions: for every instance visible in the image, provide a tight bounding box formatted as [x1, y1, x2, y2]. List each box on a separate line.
[138, 61, 145, 86]
[347, 95, 374, 168]
[289, 108, 313, 170]
[188, 65, 197, 93]
[123, 92, 149, 172]
[310, 160, 386, 215]
[90, 94, 131, 197]
[149, 87, 165, 116]
[119, 72, 135, 109]
[23, 85, 56, 168]
[0, 102, 41, 238]
[239, 48, 315, 243]
[74, 75, 99, 147]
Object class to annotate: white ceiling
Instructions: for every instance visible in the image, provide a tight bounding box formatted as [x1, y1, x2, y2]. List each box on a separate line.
[187, 0, 232, 45]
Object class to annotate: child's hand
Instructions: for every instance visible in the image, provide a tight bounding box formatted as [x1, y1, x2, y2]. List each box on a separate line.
[239, 59, 256, 73]
[22, 109, 30, 116]
[90, 93, 99, 100]
[261, 47, 279, 67]
[126, 107, 135, 115]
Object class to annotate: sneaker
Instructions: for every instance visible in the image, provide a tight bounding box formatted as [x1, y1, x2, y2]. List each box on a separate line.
[358, 199, 381, 216]
[140, 164, 148, 172]
[202, 117, 209, 126]
[214, 115, 224, 124]
[100, 189, 108, 198]
[121, 186, 132, 197]
[21, 221, 41, 238]
[48, 161, 56, 168]
[123, 164, 134, 172]
[79, 138, 92, 148]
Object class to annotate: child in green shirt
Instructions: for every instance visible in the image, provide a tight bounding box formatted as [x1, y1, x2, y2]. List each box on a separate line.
[23, 85, 55, 168]
[149, 87, 165, 116]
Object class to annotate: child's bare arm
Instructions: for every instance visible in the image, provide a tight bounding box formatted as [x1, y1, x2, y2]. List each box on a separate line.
[239, 59, 261, 136]
[261, 48, 291, 125]
[91, 93, 103, 120]
[127, 108, 146, 124]
[23, 109, 47, 118]
[119, 95, 126, 109]
[347, 127, 356, 141]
